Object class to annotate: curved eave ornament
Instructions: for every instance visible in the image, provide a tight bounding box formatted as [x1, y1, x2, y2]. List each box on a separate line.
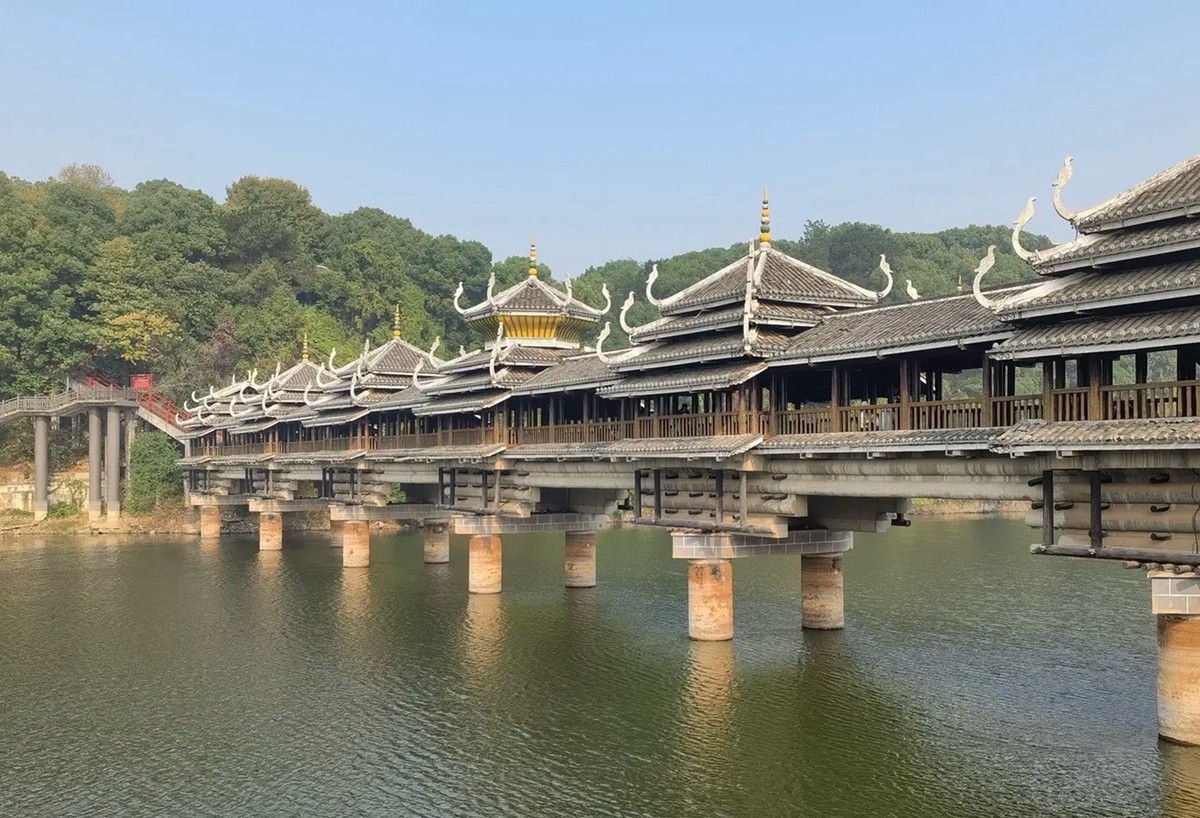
[971, 244, 998, 309]
[1051, 156, 1075, 222]
[1011, 195, 1038, 262]
[618, 291, 638, 335]
[595, 322, 614, 364]
[488, 322, 506, 384]
[876, 254, 894, 299]
[645, 263, 662, 307]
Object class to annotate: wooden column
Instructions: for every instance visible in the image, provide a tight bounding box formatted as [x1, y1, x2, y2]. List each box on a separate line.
[1042, 360, 1055, 422]
[981, 353, 994, 426]
[830, 368, 842, 433]
[1088, 354, 1103, 420]
[898, 359, 911, 430]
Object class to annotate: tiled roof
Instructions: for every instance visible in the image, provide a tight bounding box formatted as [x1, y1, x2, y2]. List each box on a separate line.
[760, 427, 1001, 454]
[602, 434, 762, 459]
[598, 360, 767, 398]
[436, 345, 571, 374]
[364, 338, 436, 375]
[991, 305, 1200, 359]
[659, 246, 876, 314]
[997, 418, 1200, 451]
[614, 331, 789, 372]
[368, 443, 506, 462]
[225, 418, 280, 436]
[461, 276, 602, 322]
[272, 360, 324, 392]
[996, 259, 1200, 318]
[629, 302, 827, 344]
[426, 368, 536, 395]
[1033, 219, 1200, 274]
[411, 390, 510, 416]
[1074, 155, 1200, 232]
[300, 407, 370, 428]
[511, 354, 618, 395]
[775, 290, 1020, 364]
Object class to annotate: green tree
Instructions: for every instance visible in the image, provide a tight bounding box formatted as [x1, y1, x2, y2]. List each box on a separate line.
[125, 431, 183, 514]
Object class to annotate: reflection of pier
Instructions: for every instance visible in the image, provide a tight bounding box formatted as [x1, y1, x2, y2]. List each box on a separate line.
[175, 156, 1200, 744]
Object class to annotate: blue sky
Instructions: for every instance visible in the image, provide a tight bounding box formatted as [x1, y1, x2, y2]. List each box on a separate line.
[2, 1, 1198, 273]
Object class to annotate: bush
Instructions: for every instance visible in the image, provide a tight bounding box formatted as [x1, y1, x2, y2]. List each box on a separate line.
[47, 500, 78, 519]
[125, 431, 183, 514]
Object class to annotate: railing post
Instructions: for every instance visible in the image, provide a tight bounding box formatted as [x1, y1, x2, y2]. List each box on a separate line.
[981, 354, 994, 427]
[1042, 361, 1055, 423]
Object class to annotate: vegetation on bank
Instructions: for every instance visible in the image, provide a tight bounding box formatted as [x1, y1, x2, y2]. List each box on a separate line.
[125, 432, 183, 514]
[0, 163, 1049, 402]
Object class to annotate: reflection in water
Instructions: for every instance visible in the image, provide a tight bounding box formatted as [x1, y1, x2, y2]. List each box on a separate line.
[1, 522, 1198, 817]
[1162, 742, 1200, 818]
[461, 593, 503, 683]
[678, 640, 736, 765]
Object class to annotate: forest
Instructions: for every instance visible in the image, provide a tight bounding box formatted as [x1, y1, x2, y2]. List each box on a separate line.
[0, 164, 1048, 401]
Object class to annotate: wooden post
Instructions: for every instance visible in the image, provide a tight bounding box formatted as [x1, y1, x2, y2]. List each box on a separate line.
[898, 359, 911, 430]
[1089, 471, 1103, 552]
[1088, 354, 1103, 420]
[714, 470, 724, 524]
[633, 470, 643, 518]
[981, 353, 994, 426]
[1042, 360, 1055, 422]
[830, 367, 842, 433]
[652, 469, 662, 522]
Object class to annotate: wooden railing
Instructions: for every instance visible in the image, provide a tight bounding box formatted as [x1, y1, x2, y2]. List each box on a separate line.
[632, 411, 744, 439]
[991, 394, 1043, 425]
[838, 403, 901, 433]
[771, 408, 834, 435]
[1101, 381, 1200, 420]
[1050, 387, 1090, 421]
[908, 398, 984, 430]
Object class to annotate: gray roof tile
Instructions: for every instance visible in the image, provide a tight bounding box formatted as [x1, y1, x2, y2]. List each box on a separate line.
[997, 418, 1200, 450]
[1033, 219, 1200, 274]
[996, 259, 1200, 318]
[992, 305, 1200, 359]
[598, 360, 767, 398]
[1074, 155, 1200, 232]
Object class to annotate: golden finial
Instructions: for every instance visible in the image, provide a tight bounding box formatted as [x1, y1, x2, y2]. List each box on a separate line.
[760, 187, 771, 246]
[301, 331, 309, 361]
[392, 304, 401, 338]
[957, 272, 964, 293]
[529, 234, 538, 277]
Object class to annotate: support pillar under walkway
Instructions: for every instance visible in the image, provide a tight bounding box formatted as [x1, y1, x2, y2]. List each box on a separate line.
[424, 524, 450, 564]
[87, 408, 102, 521]
[259, 512, 283, 551]
[199, 505, 221, 541]
[802, 555, 845, 630]
[565, 530, 597, 588]
[104, 407, 121, 523]
[343, 520, 370, 568]
[32, 415, 49, 521]
[672, 528, 853, 641]
[1151, 572, 1200, 745]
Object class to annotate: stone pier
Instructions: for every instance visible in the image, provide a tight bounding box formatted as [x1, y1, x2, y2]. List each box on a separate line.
[802, 555, 845, 630]
[564, 530, 597, 588]
[32, 415, 49, 521]
[87, 408, 102, 521]
[342, 520, 370, 567]
[424, 524, 450, 564]
[1151, 572, 1200, 745]
[259, 512, 283, 551]
[199, 505, 221, 541]
[468, 534, 502, 594]
[687, 559, 733, 641]
[672, 528, 852, 640]
[329, 517, 344, 548]
[104, 407, 121, 522]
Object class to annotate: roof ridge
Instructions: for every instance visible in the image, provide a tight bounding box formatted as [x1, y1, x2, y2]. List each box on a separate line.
[1074, 154, 1200, 227]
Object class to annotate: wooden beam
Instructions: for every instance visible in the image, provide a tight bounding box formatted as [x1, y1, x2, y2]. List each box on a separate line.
[1042, 469, 1055, 549]
[1089, 471, 1103, 551]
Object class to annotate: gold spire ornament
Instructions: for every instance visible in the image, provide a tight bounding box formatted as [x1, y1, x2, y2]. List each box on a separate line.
[759, 188, 771, 247]
[529, 235, 538, 277]
[392, 304, 402, 338]
[301, 331, 310, 361]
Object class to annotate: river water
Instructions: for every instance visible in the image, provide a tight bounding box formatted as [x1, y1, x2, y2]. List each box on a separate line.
[1, 518, 1197, 817]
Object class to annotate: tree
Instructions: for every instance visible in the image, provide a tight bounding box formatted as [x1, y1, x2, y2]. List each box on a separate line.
[125, 431, 183, 514]
[220, 176, 325, 267]
[54, 163, 114, 188]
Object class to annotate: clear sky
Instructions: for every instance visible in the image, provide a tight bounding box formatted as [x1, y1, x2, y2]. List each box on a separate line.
[2, 1, 1198, 273]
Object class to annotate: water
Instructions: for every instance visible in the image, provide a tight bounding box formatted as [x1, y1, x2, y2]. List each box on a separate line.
[1, 518, 1197, 817]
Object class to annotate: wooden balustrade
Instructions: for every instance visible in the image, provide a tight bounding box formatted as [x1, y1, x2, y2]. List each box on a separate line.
[1101, 381, 1200, 420]
[838, 404, 900, 433]
[990, 394, 1043, 426]
[771, 408, 833, 435]
[908, 398, 984, 430]
[1050, 387, 1090, 422]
